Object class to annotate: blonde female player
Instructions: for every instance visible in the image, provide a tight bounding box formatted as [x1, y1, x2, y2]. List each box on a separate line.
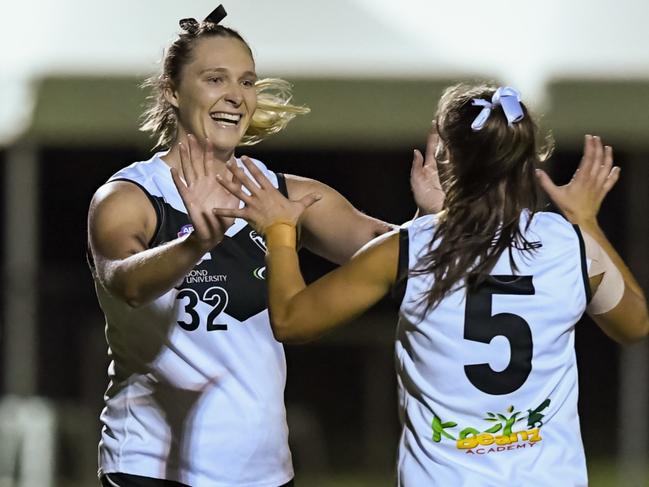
[214, 84, 649, 486]
[86, 5, 444, 487]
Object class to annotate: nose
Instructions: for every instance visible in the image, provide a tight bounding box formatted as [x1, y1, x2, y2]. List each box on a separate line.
[225, 81, 243, 107]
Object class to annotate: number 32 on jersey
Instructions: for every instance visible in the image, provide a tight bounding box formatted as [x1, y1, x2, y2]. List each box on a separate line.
[175, 286, 230, 332]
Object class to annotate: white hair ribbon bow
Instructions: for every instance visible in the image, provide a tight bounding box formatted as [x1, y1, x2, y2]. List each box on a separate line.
[471, 87, 524, 131]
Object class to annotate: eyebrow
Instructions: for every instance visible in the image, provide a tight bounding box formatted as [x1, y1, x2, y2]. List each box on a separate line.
[199, 67, 258, 79]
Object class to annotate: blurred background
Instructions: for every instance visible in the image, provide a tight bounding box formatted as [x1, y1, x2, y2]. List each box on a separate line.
[1, 0, 648, 486]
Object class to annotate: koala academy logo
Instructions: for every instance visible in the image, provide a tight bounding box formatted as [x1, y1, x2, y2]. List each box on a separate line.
[253, 266, 266, 280]
[431, 399, 551, 455]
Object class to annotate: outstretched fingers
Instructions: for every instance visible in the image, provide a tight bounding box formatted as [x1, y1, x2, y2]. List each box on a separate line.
[573, 135, 593, 182]
[601, 166, 621, 195]
[212, 206, 245, 220]
[584, 138, 618, 196]
[534, 168, 560, 202]
[240, 156, 274, 191]
[203, 137, 217, 178]
[187, 134, 206, 179]
[225, 161, 264, 198]
[170, 167, 189, 200]
[411, 149, 424, 177]
[216, 173, 253, 206]
[178, 140, 198, 186]
[589, 136, 605, 178]
[595, 145, 614, 186]
[423, 129, 441, 171]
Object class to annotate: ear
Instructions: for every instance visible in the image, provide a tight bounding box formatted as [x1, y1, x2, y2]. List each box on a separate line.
[162, 80, 180, 109]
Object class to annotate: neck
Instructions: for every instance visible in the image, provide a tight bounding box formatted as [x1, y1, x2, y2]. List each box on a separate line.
[161, 138, 236, 172]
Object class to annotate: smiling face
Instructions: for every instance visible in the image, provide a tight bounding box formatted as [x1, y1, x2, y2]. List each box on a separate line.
[165, 35, 258, 159]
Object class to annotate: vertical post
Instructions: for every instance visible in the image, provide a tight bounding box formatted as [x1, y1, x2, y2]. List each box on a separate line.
[363, 314, 396, 471]
[2, 142, 39, 395]
[617, 154, 649, 485]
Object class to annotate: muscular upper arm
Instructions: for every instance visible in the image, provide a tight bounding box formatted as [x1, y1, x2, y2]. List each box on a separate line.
[285, 175, 393, 265]
[585, 233, 649, 344]
[588, 283, 649, 344]
[88, 181, 157, 284]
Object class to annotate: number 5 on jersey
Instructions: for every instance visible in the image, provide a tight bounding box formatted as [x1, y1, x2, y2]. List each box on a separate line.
[464, 276, 535, 395]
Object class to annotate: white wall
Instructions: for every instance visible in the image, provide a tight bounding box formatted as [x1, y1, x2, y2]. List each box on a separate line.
[1, 0, 648, 144]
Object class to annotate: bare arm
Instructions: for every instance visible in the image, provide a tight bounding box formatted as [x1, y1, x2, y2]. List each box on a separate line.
[285, 175, 392, 264]
[536, 134, 649, 343]
[213, 157, 399, 342]
[89, 136, 236, 307]
[88, 181, 206, 307]
[283, 127, 445, 263]
[266, 230, 399, 343]
[584, 224, 649, 344]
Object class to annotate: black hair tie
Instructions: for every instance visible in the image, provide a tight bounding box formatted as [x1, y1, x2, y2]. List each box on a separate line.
[204, 5, 227, 24]
[178, 18, 200, 34]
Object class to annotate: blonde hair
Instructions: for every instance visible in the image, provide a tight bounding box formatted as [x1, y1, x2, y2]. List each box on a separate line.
[139, 21, 309, 149]
[242, 78, 310, 146]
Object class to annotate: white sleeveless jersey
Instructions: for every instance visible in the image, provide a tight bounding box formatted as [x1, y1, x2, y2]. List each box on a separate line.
[94, 153, 293, 487]
[395, 212, 590, 487]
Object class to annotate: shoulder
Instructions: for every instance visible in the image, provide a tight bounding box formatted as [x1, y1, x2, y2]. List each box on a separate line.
[530, 210, 570, 227]
[527, 210, 581, 244]
[350, 230, 401, 284]
[89, 180, 157, 238]
[283, 174, 357, 207]
[406, 213, 440, 239]
[283, 174, 330, 198]
[109, 153, 167, 184]
[91, 180, 151, 208]
[354, 228, 400, 256]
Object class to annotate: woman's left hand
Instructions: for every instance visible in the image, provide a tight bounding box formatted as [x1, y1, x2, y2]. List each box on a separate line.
[213, 156, 321, 234]
[535, 135, 620, 226]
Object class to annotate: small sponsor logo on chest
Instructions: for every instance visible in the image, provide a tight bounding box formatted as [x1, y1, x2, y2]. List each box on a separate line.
[185, 269, 228, 284]
[249, 230, 267, 252]
[178, 224, 194, 238]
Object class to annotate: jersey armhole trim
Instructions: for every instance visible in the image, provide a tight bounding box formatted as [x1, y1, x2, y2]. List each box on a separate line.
[391, 227, 410, 305]
[111, 178, 164, 248]
[573, 224, 593, 304]
[276, 173, 288, 198]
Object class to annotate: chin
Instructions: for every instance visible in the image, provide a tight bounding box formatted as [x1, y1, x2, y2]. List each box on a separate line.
[208, 135, 240, 155]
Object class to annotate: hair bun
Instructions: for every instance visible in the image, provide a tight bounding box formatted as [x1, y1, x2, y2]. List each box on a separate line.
[179, 18, 200, 34]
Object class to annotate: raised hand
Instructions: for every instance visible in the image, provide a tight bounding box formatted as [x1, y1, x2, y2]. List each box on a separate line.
[535, 135, 620, 225]
[411, 127, 446, 215]
[170, 134, 237, 252]
[212, 156, 321, 234]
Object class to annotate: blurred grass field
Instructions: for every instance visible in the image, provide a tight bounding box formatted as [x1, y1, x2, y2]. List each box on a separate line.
[296, 460, 644, 487]
[52, 459, 646, 486]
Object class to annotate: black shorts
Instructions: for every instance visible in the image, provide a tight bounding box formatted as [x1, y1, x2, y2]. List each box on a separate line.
[100, 472, 294, 487]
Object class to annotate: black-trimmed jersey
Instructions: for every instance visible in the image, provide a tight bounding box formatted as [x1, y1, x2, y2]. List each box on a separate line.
[395, 212, 589, 487]
[95, 153, 293, 487]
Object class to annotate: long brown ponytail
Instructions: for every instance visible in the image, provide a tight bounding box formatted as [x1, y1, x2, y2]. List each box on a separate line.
[413, 83, 553, 311]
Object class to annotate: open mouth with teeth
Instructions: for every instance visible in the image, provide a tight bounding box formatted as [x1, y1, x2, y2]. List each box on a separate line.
[210, 112, 242, 127]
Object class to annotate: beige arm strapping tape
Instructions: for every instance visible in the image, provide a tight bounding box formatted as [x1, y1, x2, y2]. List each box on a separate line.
[583, 231, 624, 315]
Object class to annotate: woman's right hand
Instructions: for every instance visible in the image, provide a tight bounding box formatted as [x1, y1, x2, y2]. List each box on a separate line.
[170, 134, 237, 252]
[212, 156, 321, 235]
[411, 127, 446, 215]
